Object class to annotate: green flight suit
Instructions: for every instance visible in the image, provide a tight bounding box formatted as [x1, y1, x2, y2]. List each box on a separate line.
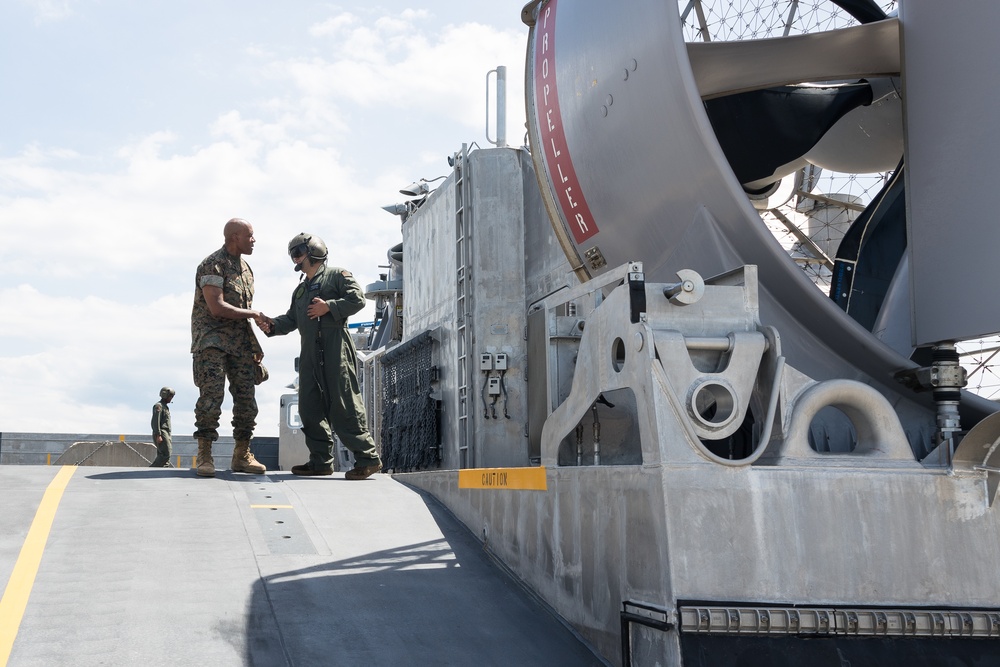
[269, 263, 380, 470]
[150, 400, 172, 467]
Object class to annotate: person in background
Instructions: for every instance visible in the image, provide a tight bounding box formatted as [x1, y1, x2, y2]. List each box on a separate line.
[190, 217, 270, 477]
[150, 386, 174, 467]
[260, 233, 382, 480]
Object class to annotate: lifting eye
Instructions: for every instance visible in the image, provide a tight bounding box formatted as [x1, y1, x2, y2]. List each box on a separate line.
[689, 380, 737, 429]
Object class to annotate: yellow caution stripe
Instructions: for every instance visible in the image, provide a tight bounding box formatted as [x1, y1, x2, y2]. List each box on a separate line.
[0, 465, 77, 666]
[458, 467, 547, 491]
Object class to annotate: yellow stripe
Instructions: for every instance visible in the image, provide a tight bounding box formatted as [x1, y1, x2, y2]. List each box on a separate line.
[249, 504, 294, 509]
[457, 467, 547, 491]
[0, 466, 76, 666]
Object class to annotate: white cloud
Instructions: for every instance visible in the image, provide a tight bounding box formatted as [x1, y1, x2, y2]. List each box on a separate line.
[20, 0, 76, 22]
[277, 13, 527, 132]
[309, 12, 359, 38]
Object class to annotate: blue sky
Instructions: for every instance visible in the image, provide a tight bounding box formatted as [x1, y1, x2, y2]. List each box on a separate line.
[0, 0, 528, 437]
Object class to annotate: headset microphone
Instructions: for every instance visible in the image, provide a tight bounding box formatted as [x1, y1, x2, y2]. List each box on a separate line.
[287, 233, 328, 273]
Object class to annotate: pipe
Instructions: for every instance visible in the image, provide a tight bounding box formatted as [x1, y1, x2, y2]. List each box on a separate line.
[486, 65, 507, 147]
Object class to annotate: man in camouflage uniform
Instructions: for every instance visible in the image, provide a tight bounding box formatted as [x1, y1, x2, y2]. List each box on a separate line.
[150, 386, 174, 467]
[190, 218, 268, 477]
[261, 233, 382, 479]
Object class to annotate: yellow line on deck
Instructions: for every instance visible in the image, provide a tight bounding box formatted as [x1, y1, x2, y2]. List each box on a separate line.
[0, 465, 77, 666]
[250, 504, 294, 509]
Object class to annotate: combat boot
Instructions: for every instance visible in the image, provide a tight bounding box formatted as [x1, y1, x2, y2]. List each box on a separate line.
[231, 440, 266, 474]
[196, 438, 215, 477]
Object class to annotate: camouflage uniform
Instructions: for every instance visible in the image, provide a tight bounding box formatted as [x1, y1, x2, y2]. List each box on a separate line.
[268, 264, 380, 471]
[191, 247, 259, 442]
[150, 399, 172, 467]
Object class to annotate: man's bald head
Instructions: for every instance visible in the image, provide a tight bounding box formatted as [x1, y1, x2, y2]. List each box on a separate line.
[224, 217, 250, 239]
[224, 218, 255, 257]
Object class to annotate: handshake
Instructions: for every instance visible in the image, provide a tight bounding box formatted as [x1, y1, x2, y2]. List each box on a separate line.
[253, 313, 273, 335]
[251, 298, 331, 335]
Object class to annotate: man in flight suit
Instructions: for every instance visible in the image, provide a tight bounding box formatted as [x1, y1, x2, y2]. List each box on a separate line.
[150, 386, 174, 467]
[261, 233, 382, 479]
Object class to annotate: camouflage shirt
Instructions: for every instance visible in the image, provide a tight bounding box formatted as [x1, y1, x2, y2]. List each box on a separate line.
[191, 246, 254, 355]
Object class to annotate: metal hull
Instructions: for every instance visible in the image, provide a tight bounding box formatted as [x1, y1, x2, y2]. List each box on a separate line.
[375, 146, 1000, 665]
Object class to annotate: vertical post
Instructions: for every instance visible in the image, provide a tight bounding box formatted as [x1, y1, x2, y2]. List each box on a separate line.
[486, 65, 507, 148]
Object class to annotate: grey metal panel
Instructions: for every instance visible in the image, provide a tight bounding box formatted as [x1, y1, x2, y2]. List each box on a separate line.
[467, 148, 530, 468]
[661, 463, 1000, 608]
[901, 1, 1000, 345]
[401, 149, 537, 469]
[401, 178, 461, 468]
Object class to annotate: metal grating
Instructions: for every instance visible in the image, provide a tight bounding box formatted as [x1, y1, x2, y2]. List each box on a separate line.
[379, 330, 440, 472]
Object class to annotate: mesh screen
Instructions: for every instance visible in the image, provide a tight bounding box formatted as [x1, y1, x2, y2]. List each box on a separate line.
[379, 331, 440, 472]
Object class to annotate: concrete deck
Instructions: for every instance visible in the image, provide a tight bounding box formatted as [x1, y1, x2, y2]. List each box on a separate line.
[0, 465, 604, 666]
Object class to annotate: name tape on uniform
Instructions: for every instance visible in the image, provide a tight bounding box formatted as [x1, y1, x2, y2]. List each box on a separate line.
[457, 467, 547, 491]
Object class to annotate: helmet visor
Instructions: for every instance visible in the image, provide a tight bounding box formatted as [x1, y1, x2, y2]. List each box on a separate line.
[289, 243, 309, 259]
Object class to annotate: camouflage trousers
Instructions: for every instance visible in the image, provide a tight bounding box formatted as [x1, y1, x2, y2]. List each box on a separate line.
[192, 347, 258, 442]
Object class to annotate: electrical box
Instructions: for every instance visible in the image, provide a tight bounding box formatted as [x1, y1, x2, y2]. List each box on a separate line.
[495, 352, 508, 370]
[487, 377, 501, 395]
[480, 353, 494, 370]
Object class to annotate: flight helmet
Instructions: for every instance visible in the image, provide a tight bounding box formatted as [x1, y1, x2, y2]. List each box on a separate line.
[287, 233, 328, 261]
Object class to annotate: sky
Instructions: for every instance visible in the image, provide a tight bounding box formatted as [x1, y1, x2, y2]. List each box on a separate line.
[0, 0, 529, 437]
